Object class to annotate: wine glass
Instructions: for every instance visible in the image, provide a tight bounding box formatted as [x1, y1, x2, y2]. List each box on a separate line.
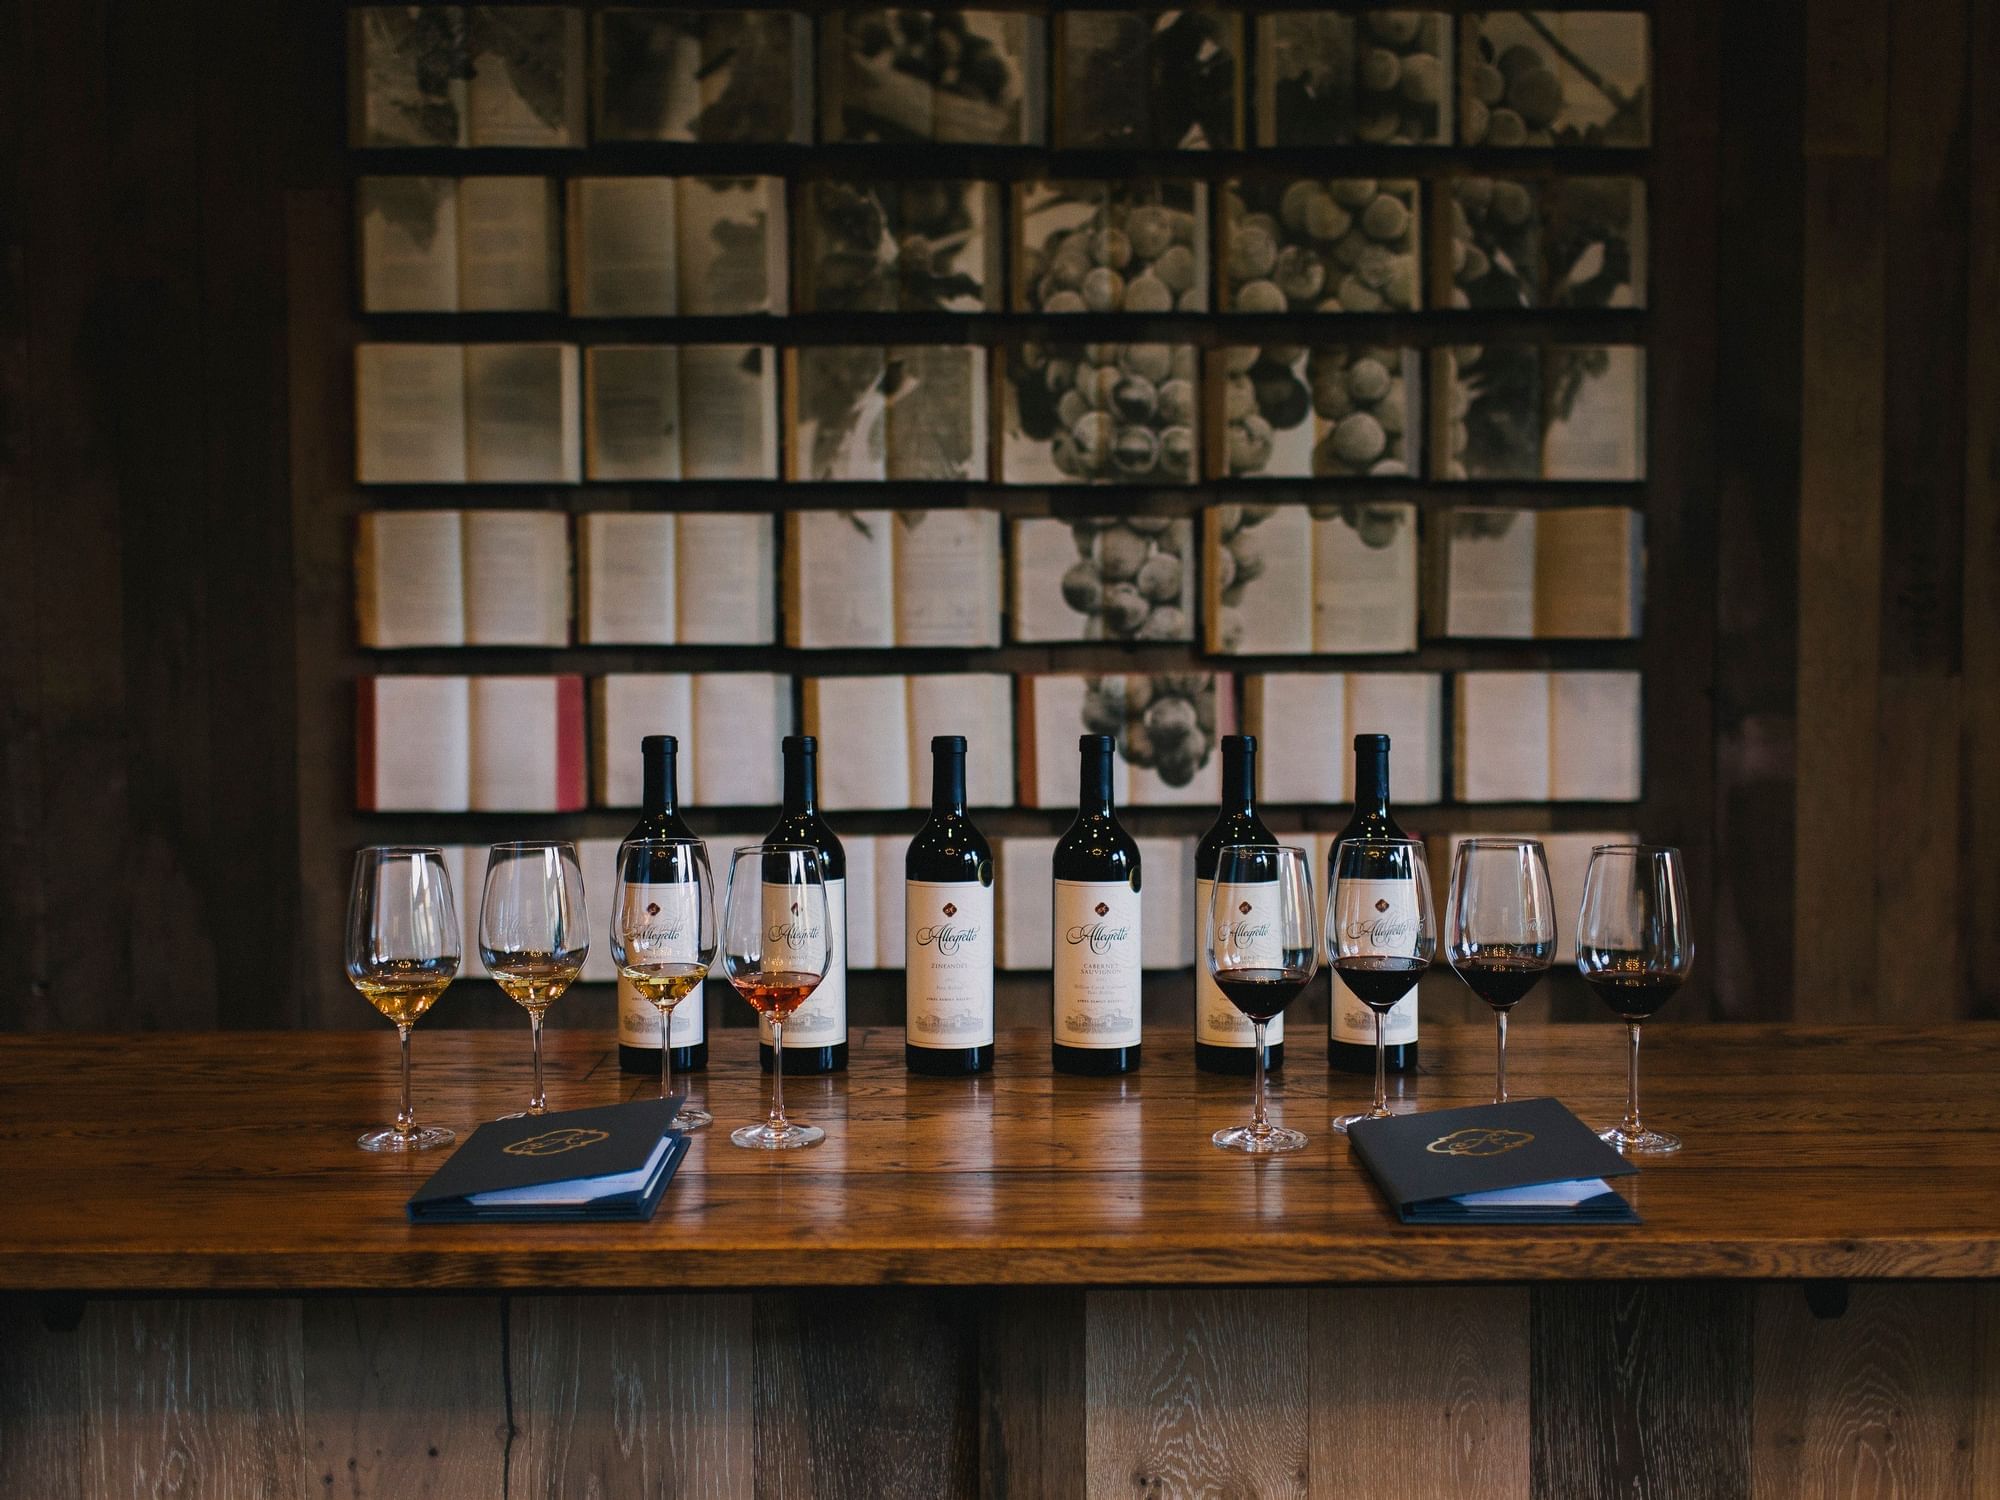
[1328, 836, 1435, 1133]
[1445, 838, 1556, 1104]
[719, 844, 829, 1150]
[610, 837, 716, 1130]
[1206, 845, 1318, 1154]
[479, 841, 589, 1118]
[1576, 844, 1693, 1155]
[345, 847, 459, 1152]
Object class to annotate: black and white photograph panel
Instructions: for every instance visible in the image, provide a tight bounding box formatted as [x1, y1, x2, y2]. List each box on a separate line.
[1458, 11, 1650, 147]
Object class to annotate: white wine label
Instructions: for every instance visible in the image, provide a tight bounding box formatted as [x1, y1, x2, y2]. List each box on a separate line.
[1194, 877, 1286, 1047]
[906, 879, 995, 1048]
[1053, 878, 1142, 1049]
[1330, 877, 1420, 1046]
[758, 877, 846, 1047]
[618, 975, 707, 1049]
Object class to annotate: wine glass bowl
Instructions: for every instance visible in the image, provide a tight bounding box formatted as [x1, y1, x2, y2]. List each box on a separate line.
[1445, 838, 1557, 1104]
[479, 841, 589, 1118]
[1576, 844, 1693, 1155]
[610, 837, 716, 1130]
[1328, 837, 1435, 1133]
[720, 844, 830, 1149]
[346, 846, 459, 1152]
[1205, 844, 1318, 1154]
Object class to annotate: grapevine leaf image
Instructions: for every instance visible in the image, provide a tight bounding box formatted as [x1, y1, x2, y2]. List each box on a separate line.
[365, 175, 452, 251]
[473, 8, 574, 132]
[359, 8, 471, 146]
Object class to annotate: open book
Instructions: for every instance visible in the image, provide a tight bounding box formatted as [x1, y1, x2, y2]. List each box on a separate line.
[1430, 506, 1643, 639]
[582, 345, 779, 480]
[590, 673, 791, 808]
[1203, 503, 1418, 654]
[350, 7, 586, 148]
[801, 675, 1016, 810]
[356, 674, 586, 812]
[357, 176, 561, 313]
[592, 10, 812, 144]
[1455, 671, 1642, 802]
[1017, 673, 1233, 809]
[795, 180, 1002, 313]
[356, 510, 570, 648]
[356, 343, 580, 484]
[1434, 344, 1646, 481]
[1012, 180, 1210, 313]
[1240, 671, 1444, 805]
[783, 347, 990, 481]
[821, 10, 1045, 144]
[1219, 177, 1420, 314]
[1209, 344, 1422, 479]
[998, 343, 1202, 485]
[1054, 10, 1242, 149]
[783, 511, 1002, 649]
[565, 176, 786, 317]
[1009, 516, 1196, 643]
[576, 512, 775, 646]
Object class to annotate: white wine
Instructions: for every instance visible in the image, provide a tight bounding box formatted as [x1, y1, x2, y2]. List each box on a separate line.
[618, 735, 709, 1075]
[620, 961, 708, 1008]
[487, 952, 584, 1012]
[353, 959, 455, 1027]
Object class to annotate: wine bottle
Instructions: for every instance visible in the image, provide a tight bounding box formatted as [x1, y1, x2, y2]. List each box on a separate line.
[905, 736, 996, 1075]
[1052, 734, 1143, 1075]
[617, 734, 709, 1077]
[1329, 733, 1419, 1074]
[761, 735, 847, 1074]
[1194, 734, 1283, 1076]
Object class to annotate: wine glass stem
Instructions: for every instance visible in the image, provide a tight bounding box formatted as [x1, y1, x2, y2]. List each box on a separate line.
[1495, 1008, 1509, 1105]
[768, 1018, 786, 1128]
[1251, 1020, 1269, 1130]
[1373, 1008, 1388, 1115]
[397, 1024, 414, 1137]
[1623, 1022, 1643, 1136]
[529, 1010, 546, 1114]
[659, 1004, 676, 1101]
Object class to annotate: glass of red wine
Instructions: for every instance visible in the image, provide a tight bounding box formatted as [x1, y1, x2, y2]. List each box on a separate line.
[1576, 844, 1693, 1155]
[720, 844, 830, 1150]
[1328, 836, 1435, 1133]
[1445, 838, 1556, 1104]
[1205, 844, 1318, 1154]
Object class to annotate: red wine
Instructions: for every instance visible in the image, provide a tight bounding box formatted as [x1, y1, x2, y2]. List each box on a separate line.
[1195, 735, 1283, 1076]
[761, 736, 847, 1075]
[1582, 967, 1682, 1021]
[1333, 955, 1427, 1009]
[906, 736, 995, 1076]
[1212, 966, 1313, 1024]
[1052, 735, 1142, 1075]
[1452, 954, 1547, 1010]
[1329, 735, 1418, 1075]
[617, 735, 709, 1077]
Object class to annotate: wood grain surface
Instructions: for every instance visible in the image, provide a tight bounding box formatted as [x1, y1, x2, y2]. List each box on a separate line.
[2, 1025, 2000, 1292]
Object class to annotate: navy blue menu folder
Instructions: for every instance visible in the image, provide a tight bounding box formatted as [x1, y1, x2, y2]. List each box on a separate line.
[407, 1098, 688, 1224]
[1347, 1098, 1640, 1224]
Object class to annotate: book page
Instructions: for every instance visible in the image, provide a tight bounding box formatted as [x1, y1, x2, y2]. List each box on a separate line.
[355, 344, 467, 483]
[676, 177, 786, 315]
[1010, 517, 1091, 643]
[691, 673, 788, 806]
[567, 177, 678, 317]
[786, 347, 888, 481]
[349, 7, 470, 147]
[935, 12, 1040, 143]
[1543, 345, 1645, 481]
[820, 12, 936, 142]
[585, 345, 681, 481]
[871, 835, 905, 970]
[359, 675, 472, 811]
[675, 512, 775, 644]
[1455, 672, 1553, 803]
[842, 836, 878, 969]
[997, 836, 1053, 969]
[462, 510, 569, 646]
[1347, 672, 1444, 804]
[884, 345, 989, 480]
[698, 11, 811, 144]
[1550, 671, 1642, 801]
[1124, 673, 1228, 808]
[1313, 503, 1419, 653]
[1055, 11, 1152, 148]
[466, 6, 585, 147]
[803, 677, 910, 810]
[455, 176, 558, 312]
[356, 509, 467, 648]
[1018, 675, 1133, 808]
[591, 674, 694, 807]
[913, 181, 1001, 311]
[358, 176, 460, 312]
[469, 675, 582, 811]
[464, 343, 579, 483]
[785, 510, 895, 648]
[1534, 507, 1643, 638]
[676, 345, 778, 479]
[1209, 505, 1312, 653]
[1442, 508, 1538, 638]
[577, 512, 675, 645]
[592, 10, 702, 142]
[1136, 836, 1193, 968]
[908, 673, 1014, 807]
[1242, 672, 1345, 804]
[893, 510, 1002, 648]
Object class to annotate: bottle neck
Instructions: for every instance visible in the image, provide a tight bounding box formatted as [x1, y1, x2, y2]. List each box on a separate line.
[782, 747, 818, 815]
[1353, 747, 1391, 820]
[642, 745, 679, 818]
[931, 749, 968, 817]
[1220, 742, 1256, 815]
[1078, 746, 1115, 818]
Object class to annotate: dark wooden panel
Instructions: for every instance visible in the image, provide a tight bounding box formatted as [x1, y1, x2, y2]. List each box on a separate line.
[1085, 1289, 1309, 1498]
[1310, 1287, 1529, 1499]
[754, 1289, 979, 1500]
[1529, 1282, 1752, 1500]
[81, 1298, 305, 1498]
[512, 1293, 753, 1500]
[0, 1297, 83, 1500]
[301, 1296, 508, 1499]
[978, 1289, 1086, 1500]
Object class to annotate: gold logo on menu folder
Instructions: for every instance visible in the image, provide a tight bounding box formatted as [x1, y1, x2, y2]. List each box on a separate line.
[1425, 1127, 1535, 1157]
[504, 1127, 610, 1158]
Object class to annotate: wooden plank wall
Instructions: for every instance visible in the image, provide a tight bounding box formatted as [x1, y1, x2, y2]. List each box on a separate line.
[3, 1284, 1996, 1498]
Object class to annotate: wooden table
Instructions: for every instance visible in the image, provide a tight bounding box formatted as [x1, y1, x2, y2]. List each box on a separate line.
[2, 1025, 1997, 1497]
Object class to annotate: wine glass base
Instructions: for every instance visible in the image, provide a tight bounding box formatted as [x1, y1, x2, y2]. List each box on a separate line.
[357, 1124, 455, 1152]
[1330, 1107, 1398, 1134]
[1213, 1122, 1307, 1154]
[675, 1105, 713, 1132]
[731, 1121, 823, 1151]
[1600, 1125, 1681, 1155]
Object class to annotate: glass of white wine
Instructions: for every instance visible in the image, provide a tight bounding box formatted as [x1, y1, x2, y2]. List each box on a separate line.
[346, 846, 459, 1152]
[479, 841, 589, 1118]
[610, 837, 716, 1129]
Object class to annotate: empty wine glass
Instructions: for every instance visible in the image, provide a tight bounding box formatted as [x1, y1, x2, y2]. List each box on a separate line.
[1328, 836, 1435, 1133]
[479, 841, 588, 1118]
[346, 847, 459, 1152]
[1577, 844, 1693, 1155]
[610, 837, 716, 1129]
[1205, 845, 1318, 1154]
[1445, 838, 1556, 1104]
[719, 844, 829, 1150]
